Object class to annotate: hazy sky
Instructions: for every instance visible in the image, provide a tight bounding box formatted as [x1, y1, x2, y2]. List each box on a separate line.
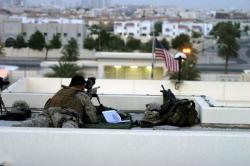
[112, 0, 250, 10]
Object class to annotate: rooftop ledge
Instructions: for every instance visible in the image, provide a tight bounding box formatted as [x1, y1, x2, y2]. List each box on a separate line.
[1, 77, 250, 126]
[1, 78, 250, 165]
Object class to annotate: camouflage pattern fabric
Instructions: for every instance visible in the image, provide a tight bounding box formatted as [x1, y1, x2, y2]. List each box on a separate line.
[13, 107, 79, 128]
[143, 103, 161, 123]
[44, 107, 79, 128]
[12, 114, 50, 127]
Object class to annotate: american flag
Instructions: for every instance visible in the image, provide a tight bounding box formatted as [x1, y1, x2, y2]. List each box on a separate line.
[155, 39, 179, 73]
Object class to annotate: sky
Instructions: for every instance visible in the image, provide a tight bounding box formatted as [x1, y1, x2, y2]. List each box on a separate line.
[112, 0, 250, 10]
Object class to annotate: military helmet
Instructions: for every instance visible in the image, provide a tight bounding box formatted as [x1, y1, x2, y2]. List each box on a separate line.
[9, 100, 31, 120]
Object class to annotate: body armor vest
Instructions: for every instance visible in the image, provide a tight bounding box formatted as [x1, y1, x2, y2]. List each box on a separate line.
[48, 87, 84, 114]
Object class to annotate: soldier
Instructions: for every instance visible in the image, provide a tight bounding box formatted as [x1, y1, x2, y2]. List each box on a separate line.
[13, 75, 97, 128]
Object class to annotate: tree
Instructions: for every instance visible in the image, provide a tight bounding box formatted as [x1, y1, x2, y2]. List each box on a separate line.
[0, 43, 4, 56]
[169, 34, 200, 81]
[140, 39, 153, 52]
[49, 34, 62, 49]
[61, 38, 79, 61]
[46, 62, 82, 78]
[160, 38, 170, 50]
[170, 59, 201, 80]
[211, 22, 240, 73]
[97, 29, 111, 51]
[126, 37, 141, 51]
[13, 34, 27, 49]
[154, 21, 162, 36]
[192, 31, 202, 38]
[28, 31, 45, 51]
[108, 35, 126, 51]
[44, 34, 62, 60]
[244, 26, 249, 33]
[84, 37, 97, 50]
[171, 34, 191, 50]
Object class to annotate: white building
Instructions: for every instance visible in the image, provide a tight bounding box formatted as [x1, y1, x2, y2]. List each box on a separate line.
[0, 16, 87, 48]
[178, 11, 198, 19]
[162, 21, 213, 38]
[114, 20, 154, 38]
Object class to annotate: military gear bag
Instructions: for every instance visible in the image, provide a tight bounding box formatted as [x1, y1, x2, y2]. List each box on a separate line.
[160, 99, 198, 127]
[142, 86, 198, 127]
[0, 100, 31, 121]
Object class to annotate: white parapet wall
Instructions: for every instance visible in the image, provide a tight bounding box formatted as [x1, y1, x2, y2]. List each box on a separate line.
[3, 77, 250, 102]
[2, 77, 250, 125]
[0, 127, 250, 166]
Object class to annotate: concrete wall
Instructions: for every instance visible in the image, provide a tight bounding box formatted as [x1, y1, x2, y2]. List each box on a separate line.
[195, 96, 250, 125]
[4, 48, 95, 59]
[3, 77, 250, 99]
[2, 78, 250, 109]
[0, 127, 250, 166]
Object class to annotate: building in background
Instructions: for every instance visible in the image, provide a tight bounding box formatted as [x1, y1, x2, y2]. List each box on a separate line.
[0, 16, 87, 48]
[91, 0, 111, 8]
[114, 20, 154, 38]
[20, 0, 111, 8]
[162, 21, 213, 38]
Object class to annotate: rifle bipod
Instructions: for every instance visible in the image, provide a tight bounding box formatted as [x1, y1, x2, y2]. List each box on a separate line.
[91, 93, 103, 107]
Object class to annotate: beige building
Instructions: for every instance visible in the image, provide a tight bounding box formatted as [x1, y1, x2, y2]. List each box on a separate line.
[0, 16, 87, 48]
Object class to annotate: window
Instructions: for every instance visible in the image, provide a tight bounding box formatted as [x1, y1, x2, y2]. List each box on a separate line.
[64, 33, 67, 37]
[44, 32, 47, 36]
[77, 33, 81, 37]
[57, 33, 61, 36]
[23, 32, 27, 36]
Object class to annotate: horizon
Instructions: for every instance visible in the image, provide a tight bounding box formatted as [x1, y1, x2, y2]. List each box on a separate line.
[112, 0, 250, 10]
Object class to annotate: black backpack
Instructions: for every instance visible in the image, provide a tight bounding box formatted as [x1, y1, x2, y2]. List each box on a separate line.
[159, 85, 198, 127]
[160, 99, 198, 127]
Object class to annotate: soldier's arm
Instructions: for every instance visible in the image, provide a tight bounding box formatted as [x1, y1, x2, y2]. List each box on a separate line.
[77, 93, 97, 123]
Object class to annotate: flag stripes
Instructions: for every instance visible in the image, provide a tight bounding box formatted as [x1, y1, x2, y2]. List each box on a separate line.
[155, 39, 179, 72]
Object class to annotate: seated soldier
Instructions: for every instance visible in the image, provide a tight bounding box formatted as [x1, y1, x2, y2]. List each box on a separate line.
[13, 75, 97, 128]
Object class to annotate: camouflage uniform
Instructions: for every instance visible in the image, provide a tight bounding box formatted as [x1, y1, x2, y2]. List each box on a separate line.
[14, 86, 97, 128]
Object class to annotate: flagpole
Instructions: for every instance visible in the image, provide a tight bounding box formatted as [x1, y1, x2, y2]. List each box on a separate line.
[151, 34, 155, 80]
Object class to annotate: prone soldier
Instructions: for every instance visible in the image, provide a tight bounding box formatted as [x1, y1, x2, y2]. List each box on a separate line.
[13, 75, 98, 128]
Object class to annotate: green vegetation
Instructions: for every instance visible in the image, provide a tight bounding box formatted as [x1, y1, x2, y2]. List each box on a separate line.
[44, 34, 62, 60]
[61, 38, 79, 61]
[126, 37, 141, 51]
[48, 37, 81, 77]
[84, 37, 96, 50]
[170, 34, 200, 81]
[13, 34, 27, 49]
[49, 34, 62, 49]
[154, 21, 162, 36]
[0, 43, 4, 55]
[28, 31, 45, 51]
[210, 22, 240, 74]
[108, 35, 126, 51]
[46, 62, 83, 78]
[171, 34, 191, 50]
[160, 38, 170, 50]
[192, 31, 202, 38]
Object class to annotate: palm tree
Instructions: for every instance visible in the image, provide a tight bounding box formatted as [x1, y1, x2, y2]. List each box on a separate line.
[210, 22, 240, 74]
[60, 38, 79, 61]
[46, 62, 83, 78]
[45, 34, 62, 60]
